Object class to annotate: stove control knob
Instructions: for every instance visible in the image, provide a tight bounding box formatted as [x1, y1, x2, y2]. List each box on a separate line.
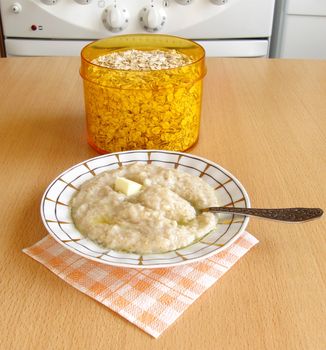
[74, 0, 92, 4]
[139, 6, 166, 32]
[210, 0, 228, 5]
[11, 3, 22, 13]
[102, 6, 129, 32]
[175, 0, 193, 5]
[41, 0, 58, 5]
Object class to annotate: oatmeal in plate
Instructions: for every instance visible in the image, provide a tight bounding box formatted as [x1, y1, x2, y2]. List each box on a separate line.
[70, 163, 218, 254]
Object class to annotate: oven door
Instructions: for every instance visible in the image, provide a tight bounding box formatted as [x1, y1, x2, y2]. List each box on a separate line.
[5, 38, 269, 57]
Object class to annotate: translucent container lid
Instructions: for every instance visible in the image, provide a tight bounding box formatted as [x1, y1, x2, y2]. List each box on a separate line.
[80, 34, 206, 90]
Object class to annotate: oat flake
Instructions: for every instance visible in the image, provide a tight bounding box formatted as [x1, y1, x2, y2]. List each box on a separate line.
[92, 49, 193, 70]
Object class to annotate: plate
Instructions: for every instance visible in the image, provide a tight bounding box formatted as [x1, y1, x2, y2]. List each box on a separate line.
[40, 150, 250, 268]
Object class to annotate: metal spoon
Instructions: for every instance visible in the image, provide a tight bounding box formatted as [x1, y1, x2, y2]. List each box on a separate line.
[202, 207, 323, 222]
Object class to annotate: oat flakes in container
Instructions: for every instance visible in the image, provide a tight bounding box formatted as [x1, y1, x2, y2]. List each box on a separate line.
[80, 34, 206, 153]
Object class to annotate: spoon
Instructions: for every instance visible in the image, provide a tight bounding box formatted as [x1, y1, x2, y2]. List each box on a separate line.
[202, 207, 323, 222]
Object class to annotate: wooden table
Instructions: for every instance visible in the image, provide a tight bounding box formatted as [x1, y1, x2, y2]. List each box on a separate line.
[0, 57, 325, 350]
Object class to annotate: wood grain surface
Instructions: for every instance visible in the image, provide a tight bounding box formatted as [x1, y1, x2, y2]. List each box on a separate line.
[0, 57, 325, 350]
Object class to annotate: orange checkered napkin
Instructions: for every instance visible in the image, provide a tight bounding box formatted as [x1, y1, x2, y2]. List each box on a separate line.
[23, 232, 258, 338]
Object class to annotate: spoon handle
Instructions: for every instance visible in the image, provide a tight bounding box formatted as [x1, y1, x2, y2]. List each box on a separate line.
[204, 207, 323, 222]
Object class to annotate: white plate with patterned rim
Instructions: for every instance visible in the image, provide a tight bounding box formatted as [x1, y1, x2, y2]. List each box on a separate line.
[40, 150, 250, 269]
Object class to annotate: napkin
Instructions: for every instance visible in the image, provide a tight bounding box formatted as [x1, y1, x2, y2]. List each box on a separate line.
[23, 231, 258, 338]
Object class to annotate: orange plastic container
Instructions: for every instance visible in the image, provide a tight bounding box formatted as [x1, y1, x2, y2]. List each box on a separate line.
[80, 34, 206, 153]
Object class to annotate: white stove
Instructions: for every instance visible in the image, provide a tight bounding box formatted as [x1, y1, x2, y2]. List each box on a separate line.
[0, 0, 275, 57]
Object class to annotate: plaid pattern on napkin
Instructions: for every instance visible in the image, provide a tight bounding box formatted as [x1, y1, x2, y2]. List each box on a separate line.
[23, 232, 258, 338]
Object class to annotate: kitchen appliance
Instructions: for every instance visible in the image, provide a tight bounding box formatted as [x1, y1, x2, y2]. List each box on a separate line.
[0, 0, 275, 57]
[270, 0, 326, 59]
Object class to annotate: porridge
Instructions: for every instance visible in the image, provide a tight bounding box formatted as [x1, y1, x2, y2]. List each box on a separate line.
[70, 163, 218, 254]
